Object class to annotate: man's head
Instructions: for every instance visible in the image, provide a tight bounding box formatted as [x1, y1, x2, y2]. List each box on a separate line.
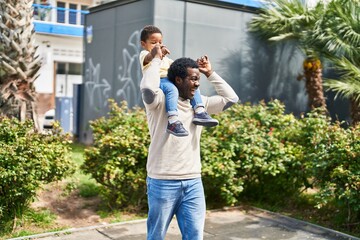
[140, 25, 163, 52]
[168, 58, 200, 100]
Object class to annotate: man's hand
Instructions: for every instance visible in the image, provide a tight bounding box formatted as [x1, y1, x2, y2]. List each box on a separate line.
[150, 44, 163, 60]
[197, 55, 213, 78]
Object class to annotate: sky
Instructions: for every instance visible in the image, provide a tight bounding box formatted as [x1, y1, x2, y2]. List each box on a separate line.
[219, 0, 327, 8]
[219, 0, 263, 8]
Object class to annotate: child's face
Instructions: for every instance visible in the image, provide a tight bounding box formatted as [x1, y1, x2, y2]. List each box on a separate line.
[141, 33, 163, 51]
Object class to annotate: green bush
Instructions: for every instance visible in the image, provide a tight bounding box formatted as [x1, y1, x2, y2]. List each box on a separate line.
[83, 99, 359, 226]
[82, 100, 149, 209]
[0, 118, 75, 232]
[202, 100, 309, 206]
[296, 111, 360, 225]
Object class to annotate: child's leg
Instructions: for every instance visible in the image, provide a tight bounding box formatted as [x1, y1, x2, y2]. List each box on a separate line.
[190, 89, 205, 113]
[160, 78, 188, 137]
[160, 78, 179, 122]
[191, 89, 219, 127]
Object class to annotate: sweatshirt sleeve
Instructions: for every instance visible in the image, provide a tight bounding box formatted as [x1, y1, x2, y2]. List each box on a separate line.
[203, 71, 239, 114]
[139, 50, 149, 71]
[140, 58, 163, 108]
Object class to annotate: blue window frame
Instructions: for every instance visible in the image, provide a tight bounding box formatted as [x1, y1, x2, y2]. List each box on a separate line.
[69, 3, 77, 25]
[57, 1, 65, 23]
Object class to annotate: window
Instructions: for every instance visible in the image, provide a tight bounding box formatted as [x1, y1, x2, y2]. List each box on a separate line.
[68, 63, 82, 75]
[81, 5, 88, 25]
[56, 62, 82, 97]
[57, 1, 65, 23]
[57, 63, 82, 75]
[57, 63, 66, 74]
[69, 3, 77, 25]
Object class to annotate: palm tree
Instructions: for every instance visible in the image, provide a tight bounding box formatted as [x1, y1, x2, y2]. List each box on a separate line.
[248, 0, 327, 111]
[323, 58, 360, 124]
[310, 0, 360, 124]
[0, 0, 41, 128]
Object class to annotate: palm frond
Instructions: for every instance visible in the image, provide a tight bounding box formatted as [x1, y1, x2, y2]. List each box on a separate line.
[311, 0, 360, 59]
[324, 56, 360, 102]
[268, 32, 295, 41]
[249, 0, 325, 42]
[324, 78, 360, 102]
[330, 57, 360, 79]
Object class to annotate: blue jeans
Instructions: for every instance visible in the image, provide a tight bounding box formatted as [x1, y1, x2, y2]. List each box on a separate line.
[160, 78, 204, 117]
[146, 177, 206, 240]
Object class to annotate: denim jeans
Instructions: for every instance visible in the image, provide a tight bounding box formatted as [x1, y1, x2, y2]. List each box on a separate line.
[146, 177, 206, 240]
[160, 78, 204, 117]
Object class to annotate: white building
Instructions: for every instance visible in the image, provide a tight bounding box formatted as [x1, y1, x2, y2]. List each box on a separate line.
[33, 0, 101, 132]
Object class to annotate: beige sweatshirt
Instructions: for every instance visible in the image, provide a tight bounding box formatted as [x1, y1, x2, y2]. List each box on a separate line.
[140, 58, 239, 180]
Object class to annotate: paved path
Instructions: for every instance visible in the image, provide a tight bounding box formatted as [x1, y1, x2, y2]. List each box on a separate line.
[9, 207, 360, 240]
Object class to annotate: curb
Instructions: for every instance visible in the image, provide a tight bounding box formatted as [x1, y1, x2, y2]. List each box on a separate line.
[250, 206, 360, 240]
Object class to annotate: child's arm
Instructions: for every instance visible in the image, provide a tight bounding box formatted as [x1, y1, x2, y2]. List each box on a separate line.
[142, 46, 171, 66]
[142, 51, 156, 66]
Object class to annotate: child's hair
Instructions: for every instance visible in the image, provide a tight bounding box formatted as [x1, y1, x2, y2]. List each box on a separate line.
[140, 25, 162, 42]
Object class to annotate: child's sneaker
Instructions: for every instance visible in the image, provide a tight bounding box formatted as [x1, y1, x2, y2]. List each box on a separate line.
[166, 121, 189, 137]
[193, 112, 219, 127]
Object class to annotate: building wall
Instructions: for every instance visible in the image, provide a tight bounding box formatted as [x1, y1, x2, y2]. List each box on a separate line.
[79, 0, 348, 144]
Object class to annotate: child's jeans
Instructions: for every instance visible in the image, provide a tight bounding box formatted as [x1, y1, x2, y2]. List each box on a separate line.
[160, 77, 204, 116]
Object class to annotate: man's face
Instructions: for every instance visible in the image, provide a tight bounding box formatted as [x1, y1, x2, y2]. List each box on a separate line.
[177, 68, 201, 100]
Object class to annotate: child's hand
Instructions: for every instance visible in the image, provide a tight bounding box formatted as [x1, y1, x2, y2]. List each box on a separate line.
[161, 45, 171, 56]
[150, 44, 163, 59]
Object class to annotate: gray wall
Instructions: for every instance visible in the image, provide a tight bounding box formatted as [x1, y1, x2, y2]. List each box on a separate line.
[79, 0, 348, 144]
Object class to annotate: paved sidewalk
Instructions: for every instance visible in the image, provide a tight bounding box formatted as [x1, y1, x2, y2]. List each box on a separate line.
[9, 207, 360, 240]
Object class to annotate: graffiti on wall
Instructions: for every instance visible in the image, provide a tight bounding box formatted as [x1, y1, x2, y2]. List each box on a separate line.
[84, 58, 111, 110]
[116, 30, 142, 107]
[84, 30, 143, 112]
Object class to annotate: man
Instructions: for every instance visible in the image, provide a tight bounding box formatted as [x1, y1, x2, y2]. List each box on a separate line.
[140, 44, 239, 240]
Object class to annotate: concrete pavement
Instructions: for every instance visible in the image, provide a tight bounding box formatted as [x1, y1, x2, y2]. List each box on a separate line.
[9, 207, 360, 240]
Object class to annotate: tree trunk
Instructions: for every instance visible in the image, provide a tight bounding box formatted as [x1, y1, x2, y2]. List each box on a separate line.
[20, 101, 26, 122]
[302, 58, 327, 111]
[0, 0, 41, 131]
[350, 97, 360, 126]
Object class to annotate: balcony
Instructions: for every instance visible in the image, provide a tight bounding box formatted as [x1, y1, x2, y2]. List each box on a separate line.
[33, 3, 89, 37]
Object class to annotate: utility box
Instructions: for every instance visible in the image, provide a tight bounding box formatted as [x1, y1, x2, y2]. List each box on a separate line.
[55, 97, 72, 133]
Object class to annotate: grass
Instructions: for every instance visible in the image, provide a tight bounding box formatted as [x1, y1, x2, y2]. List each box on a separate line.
[0, 209, 67, 240]
[66, 143, 101, 198]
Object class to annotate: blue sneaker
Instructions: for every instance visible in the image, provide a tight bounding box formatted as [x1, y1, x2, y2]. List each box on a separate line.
[193, 112, 219, 127]
[167, 121, 189, 137]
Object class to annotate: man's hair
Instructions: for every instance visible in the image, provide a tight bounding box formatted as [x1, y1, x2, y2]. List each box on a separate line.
[167, 58, 198, 83]
[140, 25, 162, 42]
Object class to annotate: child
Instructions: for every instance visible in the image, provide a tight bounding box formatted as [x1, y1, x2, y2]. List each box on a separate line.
[139, 25, 218, 137]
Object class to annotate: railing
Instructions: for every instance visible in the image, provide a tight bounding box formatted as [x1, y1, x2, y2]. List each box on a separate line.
[33, 3, 89, 26]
